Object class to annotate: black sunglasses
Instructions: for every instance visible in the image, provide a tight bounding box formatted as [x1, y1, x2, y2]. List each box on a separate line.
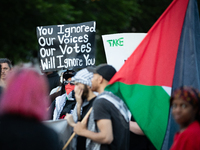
[64, 81, 75, 85]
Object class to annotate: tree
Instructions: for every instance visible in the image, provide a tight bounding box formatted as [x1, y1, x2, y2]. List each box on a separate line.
[1, 0, 186, 66]
[0, 0, 80, 64]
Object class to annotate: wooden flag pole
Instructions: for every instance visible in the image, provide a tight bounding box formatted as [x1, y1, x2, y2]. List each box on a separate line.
[62, 107, 93, 150]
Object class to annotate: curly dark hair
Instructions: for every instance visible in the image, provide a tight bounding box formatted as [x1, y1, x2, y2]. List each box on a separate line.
[170, 86, 200, 122]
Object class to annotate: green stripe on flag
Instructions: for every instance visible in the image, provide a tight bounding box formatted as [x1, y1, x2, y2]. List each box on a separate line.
[105, 82, 170, 150]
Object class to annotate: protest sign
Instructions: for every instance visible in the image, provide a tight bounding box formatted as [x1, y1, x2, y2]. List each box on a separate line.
[37, 21, 96, 72]
[102, 33, 146, 71]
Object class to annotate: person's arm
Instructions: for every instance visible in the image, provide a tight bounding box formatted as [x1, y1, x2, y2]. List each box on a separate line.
[65, 113, 76, 127]
[129, 121, 144, 135]
[74, 118, 113, 144]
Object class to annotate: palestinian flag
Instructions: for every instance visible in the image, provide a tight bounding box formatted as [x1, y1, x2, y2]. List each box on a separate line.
[105, 0, 200, 149]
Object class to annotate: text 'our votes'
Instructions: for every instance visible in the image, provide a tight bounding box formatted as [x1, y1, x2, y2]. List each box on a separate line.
[40, 42, 92, 58]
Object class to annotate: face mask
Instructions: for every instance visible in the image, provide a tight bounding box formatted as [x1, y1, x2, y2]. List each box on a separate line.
[64, 81, 75, 95]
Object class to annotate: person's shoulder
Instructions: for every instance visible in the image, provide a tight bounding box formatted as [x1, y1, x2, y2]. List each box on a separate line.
[186, 121, 200, 135]
[56, 93, 66, 100]
[94, 96, 110, 105]
[93, 97, 114, 111]
[173, 121, 200, 149]
[48, 71, 59, 78]
[50, 86, 61, 95]
[180, 121, 200, 141]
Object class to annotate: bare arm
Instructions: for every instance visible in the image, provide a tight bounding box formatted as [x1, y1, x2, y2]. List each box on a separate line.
[74, 119, 113, 144]
[64, 113, 76, 127]
[129, 121, 144, 135]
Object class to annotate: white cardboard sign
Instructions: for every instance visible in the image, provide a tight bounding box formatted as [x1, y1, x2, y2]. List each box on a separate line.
[102, 33, 147, 71]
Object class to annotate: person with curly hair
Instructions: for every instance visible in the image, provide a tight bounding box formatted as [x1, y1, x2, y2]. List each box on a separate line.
[170, 86, 200, 150]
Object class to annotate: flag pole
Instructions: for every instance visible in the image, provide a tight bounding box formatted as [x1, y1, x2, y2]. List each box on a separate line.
[62, 107, 93, 150]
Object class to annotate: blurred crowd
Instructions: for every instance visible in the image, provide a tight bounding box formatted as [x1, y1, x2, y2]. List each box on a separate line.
[0, 58, 199, 150]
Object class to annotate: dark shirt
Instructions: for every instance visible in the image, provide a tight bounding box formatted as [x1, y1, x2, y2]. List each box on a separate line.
[49, 91, 76, 120]
[77, 97, 96, 150]
[0, 114, 60, 150]
[93, 98, 130, 150]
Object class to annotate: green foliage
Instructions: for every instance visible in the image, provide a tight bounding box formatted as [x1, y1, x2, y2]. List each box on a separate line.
[0, 0, 78, 63]
[0, 0, 189, 65]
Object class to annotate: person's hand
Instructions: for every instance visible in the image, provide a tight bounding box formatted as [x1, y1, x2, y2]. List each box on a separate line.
[64, 113, 76, 127]
[74, 111, 90, 136]
[74, 85, 84, 120]
[74, 121, 87, 136]
[129, 121, 144, 135]
[74, 86, 83, 105]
